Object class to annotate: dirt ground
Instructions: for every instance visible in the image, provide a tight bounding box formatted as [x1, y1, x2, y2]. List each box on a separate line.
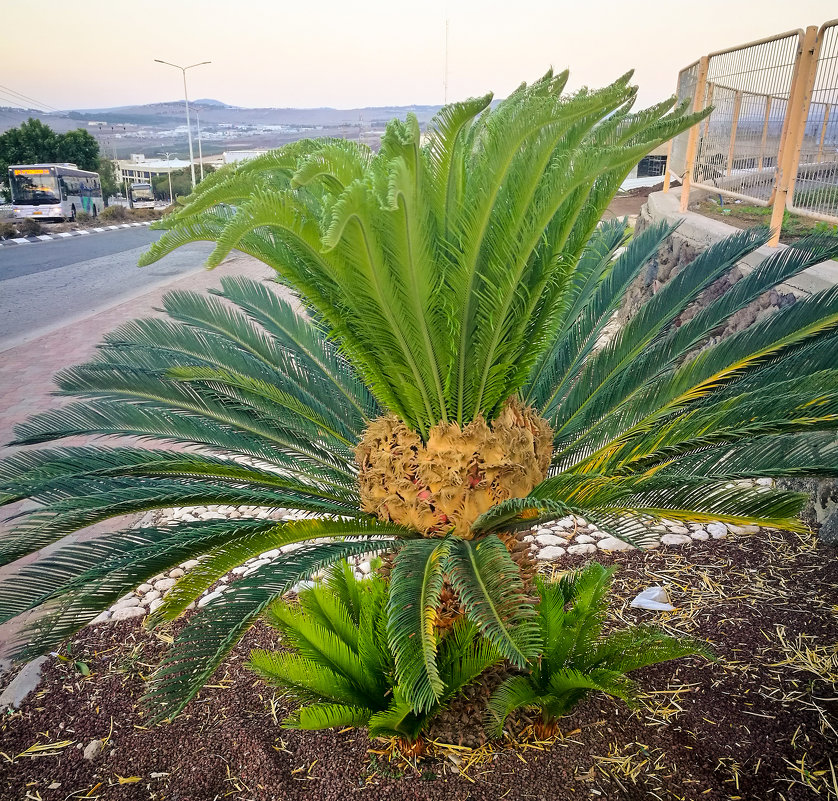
[1, 527, 835, 801]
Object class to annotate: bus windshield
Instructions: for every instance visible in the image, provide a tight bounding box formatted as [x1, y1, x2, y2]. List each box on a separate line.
[10, 171, 60, 204]
[131, 186, 154, 201]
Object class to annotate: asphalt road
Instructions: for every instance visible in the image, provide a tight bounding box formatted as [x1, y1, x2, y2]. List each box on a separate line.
[0, 228, 214, 349]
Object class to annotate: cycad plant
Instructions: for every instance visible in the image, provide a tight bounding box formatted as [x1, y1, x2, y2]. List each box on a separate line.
[2, 70, 838, 723]
[250, 562, 500, 750]
[487, 564, 711, 739]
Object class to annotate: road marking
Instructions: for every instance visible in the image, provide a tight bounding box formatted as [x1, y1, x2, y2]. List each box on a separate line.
[11, 238, 30, 244]
[56, 232, 74, 238]
[106, 225, 120, 230]
[92, 227, 105, 232]
[78, 230, 91, 235]
[120, 224, 132, 228]
[36, 235, 53, 241]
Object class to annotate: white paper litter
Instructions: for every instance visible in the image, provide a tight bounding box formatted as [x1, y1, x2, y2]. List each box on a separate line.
[629, 586, 675, 611]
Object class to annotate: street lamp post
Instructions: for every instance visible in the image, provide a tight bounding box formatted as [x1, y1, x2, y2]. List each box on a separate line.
[158, 152, 175, 204]
[196, 110, 205, 182]
[154, 58, 211, 191]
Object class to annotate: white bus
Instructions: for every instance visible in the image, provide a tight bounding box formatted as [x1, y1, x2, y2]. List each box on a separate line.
[129, 182, 155, 209]
[8, 163, 104, 222]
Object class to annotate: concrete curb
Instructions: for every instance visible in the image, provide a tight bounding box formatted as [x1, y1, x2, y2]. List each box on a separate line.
[0, 221, 153, 247]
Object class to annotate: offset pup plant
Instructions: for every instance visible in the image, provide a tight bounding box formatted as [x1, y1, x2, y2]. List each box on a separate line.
[487, 564, 711, 739]
[250, 562, 500, 750]
[1, 70, 838, 723]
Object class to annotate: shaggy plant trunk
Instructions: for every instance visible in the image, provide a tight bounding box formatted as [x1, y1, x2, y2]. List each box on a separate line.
[357, 397, 552, 592]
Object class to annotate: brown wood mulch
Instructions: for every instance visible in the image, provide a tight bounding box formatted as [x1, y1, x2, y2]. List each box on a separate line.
[1, 528, 836, 801]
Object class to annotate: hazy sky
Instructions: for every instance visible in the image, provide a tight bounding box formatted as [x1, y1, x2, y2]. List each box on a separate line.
[3, 0, 836, 111]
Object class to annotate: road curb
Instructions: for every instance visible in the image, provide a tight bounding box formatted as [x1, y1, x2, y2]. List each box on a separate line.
[0, 221, 153, 247]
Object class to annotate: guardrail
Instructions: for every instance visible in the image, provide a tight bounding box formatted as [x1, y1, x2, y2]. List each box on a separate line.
[665, 20, 838, 246]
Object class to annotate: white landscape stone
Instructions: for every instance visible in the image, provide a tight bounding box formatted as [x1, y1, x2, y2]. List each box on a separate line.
[357, 561, 372, 575]
[148, 598, 164, 613]
[660, 533, 692, 546]
[665, 525, 690, 535]
[259, 549, 281, 560]
[136, 583, 153, 594]
[535, 545, 566, 561]
[597, 537, 634, 552]
[535, 533, 565, 547]
[198, 590, 224, 608]
[167, 568, 185, 578]
[180, 560, 200, 570]
[89, 611, 112, 625]
[706, 522, 728, 538]
[112, 597, 140, 609]
[231, 565, 249, 575]
[567, 543, 598, 556]
[574, 534, 596, 544]
[140, 590, 161, 605]
[111, 606, 147, 621]
[690, 530, 710, 541]
[154, 578, 177, 592]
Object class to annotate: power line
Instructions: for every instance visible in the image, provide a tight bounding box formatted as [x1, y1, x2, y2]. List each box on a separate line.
[0, 83, 63, 114]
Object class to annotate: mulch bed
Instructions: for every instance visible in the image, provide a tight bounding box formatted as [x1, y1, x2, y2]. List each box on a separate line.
[1, 528, 836, 800]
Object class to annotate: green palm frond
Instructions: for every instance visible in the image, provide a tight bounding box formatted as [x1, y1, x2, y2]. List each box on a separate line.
[446, 536, 541, 669]
[140, 70, 704, 432]
[386, 538, 451, 712]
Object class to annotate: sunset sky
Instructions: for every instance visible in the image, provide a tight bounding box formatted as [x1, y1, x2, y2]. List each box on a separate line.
[3, 0, 836, 111]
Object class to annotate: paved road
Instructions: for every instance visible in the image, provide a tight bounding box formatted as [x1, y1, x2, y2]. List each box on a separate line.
[0, 228, 214, 350]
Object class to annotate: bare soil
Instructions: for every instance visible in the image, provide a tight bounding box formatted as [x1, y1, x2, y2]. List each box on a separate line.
[1, 528, 835, 800]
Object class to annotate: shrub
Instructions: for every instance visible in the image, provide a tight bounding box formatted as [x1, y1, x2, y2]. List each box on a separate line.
[98, 205, 128, 222]
[75, 210, 91, 222]
[0, 221, 15, 240]
[486, 564, 712, 739]
[16, 218, 42, 236]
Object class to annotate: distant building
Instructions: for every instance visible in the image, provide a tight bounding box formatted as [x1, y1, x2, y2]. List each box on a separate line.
[114, 154, 191, 186]
[222, 149, 270, 165]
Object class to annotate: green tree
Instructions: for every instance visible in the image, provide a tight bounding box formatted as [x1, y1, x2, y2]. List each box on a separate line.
[56, 128, 99, 171]
[151, 164, 215, 202]
[0, 118, 60, 180]
[2, 71, 838, 727]
[97, 157, 118, 201]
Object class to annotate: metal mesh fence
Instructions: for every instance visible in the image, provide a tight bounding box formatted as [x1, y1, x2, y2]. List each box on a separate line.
[791, 20, 838, 221]
[692, 31, 801, 203]
[670, 61, 699, 177]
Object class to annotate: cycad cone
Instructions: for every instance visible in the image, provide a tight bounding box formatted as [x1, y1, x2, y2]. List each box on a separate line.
[357, 399, 553, 537]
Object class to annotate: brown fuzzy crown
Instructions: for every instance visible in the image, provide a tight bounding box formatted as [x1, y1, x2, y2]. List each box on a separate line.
[356, 399, 553, 537]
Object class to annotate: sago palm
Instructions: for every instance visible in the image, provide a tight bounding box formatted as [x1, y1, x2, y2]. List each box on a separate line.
[2, 70, 838, 722]
[486, 564, 711, 739]
[250, 562, 500, 747]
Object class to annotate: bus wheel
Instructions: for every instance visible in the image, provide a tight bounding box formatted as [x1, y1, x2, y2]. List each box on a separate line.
[69, 206, 76, 222]
[92, 206, 97, 219]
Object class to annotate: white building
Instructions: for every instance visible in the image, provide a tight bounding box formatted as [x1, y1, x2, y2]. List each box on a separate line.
[114, 154, 192, 186]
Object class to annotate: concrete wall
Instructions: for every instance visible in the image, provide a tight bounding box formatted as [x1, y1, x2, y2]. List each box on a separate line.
[623, 188, 838, 542]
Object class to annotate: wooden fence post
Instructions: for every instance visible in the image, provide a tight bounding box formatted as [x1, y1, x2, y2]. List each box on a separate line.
[679, 56, 710, 213]
[769, 26, 820, 246]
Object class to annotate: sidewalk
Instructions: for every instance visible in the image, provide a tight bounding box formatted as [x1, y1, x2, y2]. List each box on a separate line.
[0, 252, 273, 451]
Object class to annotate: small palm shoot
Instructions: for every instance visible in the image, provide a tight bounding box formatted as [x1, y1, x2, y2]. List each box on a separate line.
[249, 563, 501, 752]
[487, 564, 712, 739]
